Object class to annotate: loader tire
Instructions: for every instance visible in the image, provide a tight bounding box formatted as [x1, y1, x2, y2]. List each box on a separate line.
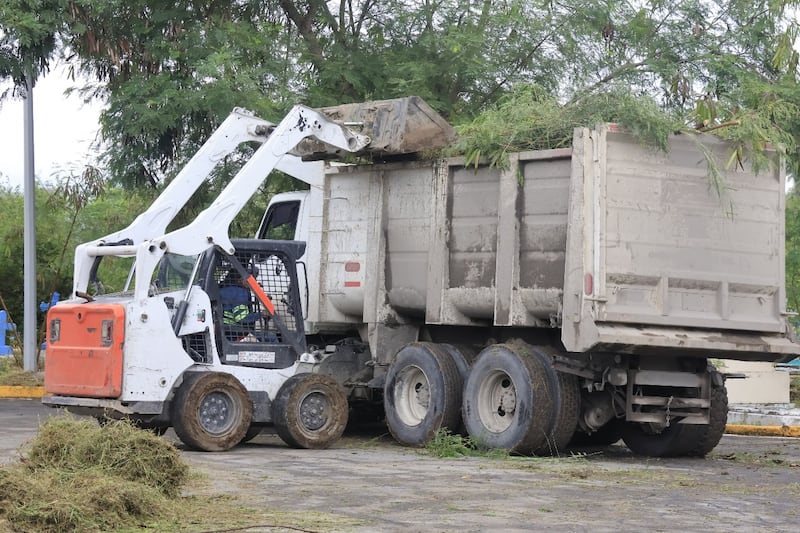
[95, 416, 168, 436]
[462, 343, 555, 454]
[172, 372, 252, 452]
[273, 373, 348, 449]
[384, 342, 464, 447]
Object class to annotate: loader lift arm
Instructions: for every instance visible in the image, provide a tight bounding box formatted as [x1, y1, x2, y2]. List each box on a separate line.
[131, 104, 370, 304]
[71, 107, 356, 298]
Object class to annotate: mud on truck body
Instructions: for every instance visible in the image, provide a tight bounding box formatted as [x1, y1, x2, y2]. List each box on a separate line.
[44, 97, 799, 457]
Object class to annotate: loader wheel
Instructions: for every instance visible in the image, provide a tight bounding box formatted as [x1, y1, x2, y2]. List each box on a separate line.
[273, 373, 348, 449]
[384, 342, 464, 447]
[95, 416, 168, 436]
[462, 343, 555, 454]
[172, 372, 252, 452]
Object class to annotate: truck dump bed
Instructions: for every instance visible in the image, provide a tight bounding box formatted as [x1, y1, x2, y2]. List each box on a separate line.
[306, 125, 797, 361]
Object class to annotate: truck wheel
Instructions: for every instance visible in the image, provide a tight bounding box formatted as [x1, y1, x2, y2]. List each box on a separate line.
[622, 371, 729, 458]
[273, 373, 348, 449]
[621, 419, 695, 457]
[462, 344, 555, 454]
[172, 372, 252, 452]
[384, 342, 463, 446]
[570, 418, 623, 447]
[535, 370, 581, 456]
[240, 425, 262, 443]
[677, 381, 729, 457]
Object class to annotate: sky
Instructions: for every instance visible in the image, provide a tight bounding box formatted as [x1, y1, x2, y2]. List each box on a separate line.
[0, 66, 103, 189]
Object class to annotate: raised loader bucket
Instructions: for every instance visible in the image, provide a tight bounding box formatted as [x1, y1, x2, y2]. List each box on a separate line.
[294, 96, 457, 159]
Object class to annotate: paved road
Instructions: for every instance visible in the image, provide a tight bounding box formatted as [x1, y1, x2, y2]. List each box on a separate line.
[2, 398, 800, 532]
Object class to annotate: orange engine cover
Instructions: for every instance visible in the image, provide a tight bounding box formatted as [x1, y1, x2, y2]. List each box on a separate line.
[44, 303, 126, 398]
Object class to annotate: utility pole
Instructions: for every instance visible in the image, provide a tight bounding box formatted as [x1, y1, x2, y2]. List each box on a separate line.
[23, 69, 37, 372]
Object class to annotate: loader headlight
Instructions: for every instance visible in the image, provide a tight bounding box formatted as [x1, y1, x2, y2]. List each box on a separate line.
[49, 319, 60, 343]
[101, 319, 113, 346]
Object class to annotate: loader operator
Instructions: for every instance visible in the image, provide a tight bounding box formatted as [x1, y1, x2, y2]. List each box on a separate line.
[220, 266, 270, 341]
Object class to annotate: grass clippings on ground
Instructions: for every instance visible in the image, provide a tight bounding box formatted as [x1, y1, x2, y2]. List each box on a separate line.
[0, 416, 365, 533]
[0, 416, 188, 532]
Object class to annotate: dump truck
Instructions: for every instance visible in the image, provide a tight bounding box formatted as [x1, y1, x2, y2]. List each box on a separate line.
[43, 97, 799, 457]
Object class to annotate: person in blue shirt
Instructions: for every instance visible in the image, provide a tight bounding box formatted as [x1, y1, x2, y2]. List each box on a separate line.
[220, 267, 263, 337]
[219, 266, 279, 343]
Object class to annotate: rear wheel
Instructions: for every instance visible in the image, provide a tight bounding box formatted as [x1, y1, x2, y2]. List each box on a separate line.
[462, 343, 555, 454]
[95, 416, 168, 436]
[240, 425, 263, 443]
[535, 369, 581, 456]
[273, 373, 348, 449]
[384, 342, 464, 446]
[678, 380, 729, 457]
[570, 418, 623, 447]
[621, 371, 728, 458]
[172, 372, 252, 452]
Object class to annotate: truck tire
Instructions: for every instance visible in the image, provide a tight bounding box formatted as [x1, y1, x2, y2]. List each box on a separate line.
[384, 342, 463, 446]
[240, 425, 263, 443]
[621, 376, 728, 458]
[570, 418, 623, 447]
[676, 381, 729, 457]
[535, 370, 581, 456]
[462, 344, 555, 454]
[438, 343, 472, 435]
[172, 372, 253, 452]
[273, 373, 348, 449]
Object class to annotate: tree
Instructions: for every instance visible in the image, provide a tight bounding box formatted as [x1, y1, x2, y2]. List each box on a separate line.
[4, 1, 799, 188]
[786, 189, 800, 327]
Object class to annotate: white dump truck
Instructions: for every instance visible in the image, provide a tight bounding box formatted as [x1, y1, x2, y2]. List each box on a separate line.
[43, 97, 799, 457]
[259, 114, 799, 457]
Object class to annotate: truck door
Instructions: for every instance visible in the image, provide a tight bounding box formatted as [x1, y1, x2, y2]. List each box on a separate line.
[257, 198, 309, 320]
[257, 200, 301, 240]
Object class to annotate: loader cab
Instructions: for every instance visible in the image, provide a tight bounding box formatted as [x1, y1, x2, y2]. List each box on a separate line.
[200, 239, 308, 369]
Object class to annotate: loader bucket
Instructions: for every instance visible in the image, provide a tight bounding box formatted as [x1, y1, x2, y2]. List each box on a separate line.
[294, 96, 457, 159]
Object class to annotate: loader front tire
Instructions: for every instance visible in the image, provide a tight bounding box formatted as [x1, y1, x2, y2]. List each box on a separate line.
[172, 372, 252, 452]
[273, 373, 348, 449]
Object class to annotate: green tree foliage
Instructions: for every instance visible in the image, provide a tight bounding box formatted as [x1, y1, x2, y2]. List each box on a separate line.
[787, 189, 800, 326]
[0, 182, 74, 333]
[4, 1, 800, 185]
